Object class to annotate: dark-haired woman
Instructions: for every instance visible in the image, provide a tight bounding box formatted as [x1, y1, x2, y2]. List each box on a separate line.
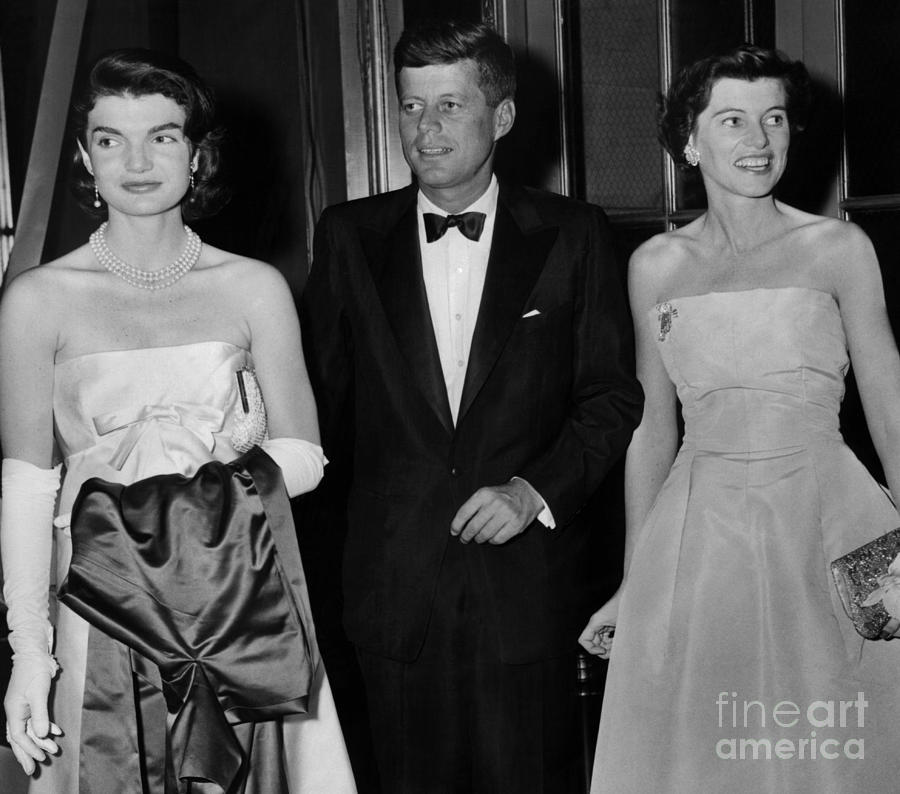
[0, 49, 355, 792]
[580, 45, 900, 791]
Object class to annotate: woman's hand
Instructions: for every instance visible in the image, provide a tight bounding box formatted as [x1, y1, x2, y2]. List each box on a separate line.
[4, 663, 61, 775]
[578, 588, 623, 659]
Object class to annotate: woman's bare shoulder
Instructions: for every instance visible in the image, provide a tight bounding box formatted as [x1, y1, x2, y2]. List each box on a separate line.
[194, 246, 296, 330]
[2, 244, 95, 305]
[782, 211, 875, 278]
[629, 223, 701, 297]
[0, 255, 91, 353]
[198, 245, 289, 288]
[768, 206, 876, 295]
[808, 215, 871, 253]
[776, 203, 862, 247]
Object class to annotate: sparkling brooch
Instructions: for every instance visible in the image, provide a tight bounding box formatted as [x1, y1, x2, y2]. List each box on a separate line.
[656, 301, 678, 341]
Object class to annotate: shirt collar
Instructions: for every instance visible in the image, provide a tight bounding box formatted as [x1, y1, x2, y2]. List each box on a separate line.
[417, 175, 499, 218]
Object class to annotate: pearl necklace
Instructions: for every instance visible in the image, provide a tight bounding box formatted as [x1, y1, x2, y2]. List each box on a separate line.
[89, 222, 202, 290]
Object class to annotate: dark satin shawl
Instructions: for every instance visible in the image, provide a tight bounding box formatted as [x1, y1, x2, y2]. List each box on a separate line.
[59, 446, 315, 793]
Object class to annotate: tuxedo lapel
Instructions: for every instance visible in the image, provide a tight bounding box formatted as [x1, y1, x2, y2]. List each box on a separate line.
[458, 188, 558, 423]
[365, 195, 454, 435]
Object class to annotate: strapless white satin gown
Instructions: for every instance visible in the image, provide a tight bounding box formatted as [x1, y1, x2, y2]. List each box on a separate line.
[31, 341, 355, 793]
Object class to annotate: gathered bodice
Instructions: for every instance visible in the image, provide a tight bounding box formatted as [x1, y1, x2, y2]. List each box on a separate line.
[53, 341, 251, 514]
[652, 287, 847, 453]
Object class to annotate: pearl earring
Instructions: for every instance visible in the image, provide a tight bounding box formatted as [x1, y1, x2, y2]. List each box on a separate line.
[93, 182, 102, 208]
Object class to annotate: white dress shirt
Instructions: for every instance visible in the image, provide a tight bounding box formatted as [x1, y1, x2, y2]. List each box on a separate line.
[418, 179, 497, 423]
[417, 177, 555, 528]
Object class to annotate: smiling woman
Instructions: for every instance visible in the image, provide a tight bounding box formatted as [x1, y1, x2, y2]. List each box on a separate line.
[0, 48, 356, 793]
[580, 44, 900, 793]
[686, 77, 789, 200]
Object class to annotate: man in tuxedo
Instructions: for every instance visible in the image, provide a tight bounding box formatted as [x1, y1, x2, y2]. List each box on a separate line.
[300, 19, 643, 794]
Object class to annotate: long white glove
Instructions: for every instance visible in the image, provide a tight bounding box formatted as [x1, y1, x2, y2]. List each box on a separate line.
[2, 458, 63, 774]
[260, 437, 327, 498]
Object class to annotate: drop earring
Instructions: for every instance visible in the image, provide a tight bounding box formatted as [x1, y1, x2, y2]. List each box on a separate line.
[683, 142, 701, 167]
[93, 182, 102, 209]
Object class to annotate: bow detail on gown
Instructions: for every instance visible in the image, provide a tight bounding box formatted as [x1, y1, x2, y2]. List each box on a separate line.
[93, 402, 225, 470]
[59, 447, 315, 792]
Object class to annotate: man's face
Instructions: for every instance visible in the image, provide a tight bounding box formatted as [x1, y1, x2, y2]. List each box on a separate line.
[397, 59, 514, 212]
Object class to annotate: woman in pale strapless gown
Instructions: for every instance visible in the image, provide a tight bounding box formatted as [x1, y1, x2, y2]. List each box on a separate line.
[580, 45, 900, 792]
[0, 49, 356, 792]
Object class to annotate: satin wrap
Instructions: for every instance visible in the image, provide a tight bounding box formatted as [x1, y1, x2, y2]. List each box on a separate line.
[58, 446, 316, 793]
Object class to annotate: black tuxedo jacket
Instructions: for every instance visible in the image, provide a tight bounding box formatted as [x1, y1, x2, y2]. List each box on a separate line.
[301, 181, 643, 664]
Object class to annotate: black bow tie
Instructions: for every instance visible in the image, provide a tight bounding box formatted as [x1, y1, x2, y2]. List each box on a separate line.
[423, 211, 486, 243]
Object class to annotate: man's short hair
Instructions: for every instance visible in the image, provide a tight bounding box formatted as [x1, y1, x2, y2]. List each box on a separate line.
[394, 19, 516, 107]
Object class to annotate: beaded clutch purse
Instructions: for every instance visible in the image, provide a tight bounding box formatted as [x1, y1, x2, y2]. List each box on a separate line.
[831, 528, 900, 640]
[230, 367, 269, 453]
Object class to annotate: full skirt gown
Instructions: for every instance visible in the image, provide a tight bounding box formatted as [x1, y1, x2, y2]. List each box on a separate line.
[592, 288, 900, 793]
[32, 341, 356, 793]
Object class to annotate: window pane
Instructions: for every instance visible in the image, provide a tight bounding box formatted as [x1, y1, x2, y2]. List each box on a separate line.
[568, 0, 773, 215]
[571, 0, 663, 212]
[670, 0, 748, 74]
[843, 1, 900, 197]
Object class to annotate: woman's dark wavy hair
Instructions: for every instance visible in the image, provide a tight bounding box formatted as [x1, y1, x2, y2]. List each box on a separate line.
[658, 44, 812, 168]
[393, 19, 516, 107]
[70, 48, 229, 220]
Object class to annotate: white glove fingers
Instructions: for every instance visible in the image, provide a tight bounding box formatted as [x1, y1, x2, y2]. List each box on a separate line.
[25, 716, 59, 754]
[9, 737, 37, 775]
[7, 721, 46, 772]
[26, 695, 50, 737]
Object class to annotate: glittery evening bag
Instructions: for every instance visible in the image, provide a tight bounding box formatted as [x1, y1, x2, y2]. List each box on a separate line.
[831, 528, 900, 640]
[230, 367, 269, 453]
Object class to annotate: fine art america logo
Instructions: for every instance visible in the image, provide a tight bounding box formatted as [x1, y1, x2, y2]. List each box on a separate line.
[715, 691, 867, 761]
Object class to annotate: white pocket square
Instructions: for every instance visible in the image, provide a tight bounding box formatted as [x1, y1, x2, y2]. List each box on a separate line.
[521, 309, 541, 318]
